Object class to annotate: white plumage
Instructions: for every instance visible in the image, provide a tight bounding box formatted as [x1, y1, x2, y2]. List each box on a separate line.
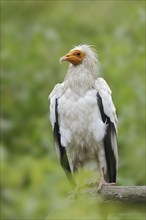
[49, 45, 118, 188]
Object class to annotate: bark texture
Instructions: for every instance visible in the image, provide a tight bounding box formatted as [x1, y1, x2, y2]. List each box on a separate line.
[80, 185, 146, 203]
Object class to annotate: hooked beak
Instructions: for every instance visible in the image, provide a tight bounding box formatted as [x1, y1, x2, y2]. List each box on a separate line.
[59, 51, 74, 64]
[59, 50, 85, 66]
[59, 56, 67, 64]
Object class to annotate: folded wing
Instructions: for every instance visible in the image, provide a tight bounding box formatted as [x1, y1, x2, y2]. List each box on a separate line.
[95, 78, 118, 183]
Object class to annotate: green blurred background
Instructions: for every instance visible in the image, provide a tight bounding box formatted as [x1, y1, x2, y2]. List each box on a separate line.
[1, 0, 145, 219]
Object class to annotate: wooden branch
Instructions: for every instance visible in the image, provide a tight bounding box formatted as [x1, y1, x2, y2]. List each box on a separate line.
[45, 185, 146, 219]
[79, 184, 146, 203]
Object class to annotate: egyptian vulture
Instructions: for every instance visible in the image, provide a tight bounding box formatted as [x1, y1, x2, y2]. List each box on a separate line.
[49, 45, 118, 189]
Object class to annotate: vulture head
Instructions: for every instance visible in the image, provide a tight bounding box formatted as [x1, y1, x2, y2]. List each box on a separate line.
[60, 45, 99, 73]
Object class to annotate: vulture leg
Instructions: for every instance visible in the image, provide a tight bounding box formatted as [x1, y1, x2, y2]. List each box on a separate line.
[98, 173, 116, 191]
[72, 160, 83, 173]
[97, 147, 116, 191]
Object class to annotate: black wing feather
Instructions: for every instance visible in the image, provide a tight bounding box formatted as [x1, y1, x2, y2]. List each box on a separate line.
[97, 93, 117, 183]
[54, 98, 75, 185]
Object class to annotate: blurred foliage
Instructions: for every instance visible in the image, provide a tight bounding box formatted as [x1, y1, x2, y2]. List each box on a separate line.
[0, 0, 145, 219]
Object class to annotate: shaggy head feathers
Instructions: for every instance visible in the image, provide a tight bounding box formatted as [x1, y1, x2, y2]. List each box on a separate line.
[71, 44, 99, 66]
[64, 44, 99, 81]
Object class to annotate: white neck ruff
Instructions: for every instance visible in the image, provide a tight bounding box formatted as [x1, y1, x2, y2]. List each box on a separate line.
[63, 59, 98, 93]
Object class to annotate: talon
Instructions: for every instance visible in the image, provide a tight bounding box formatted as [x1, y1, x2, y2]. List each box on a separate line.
[109, 182, 116, 186]
[97, 180, 116, 191]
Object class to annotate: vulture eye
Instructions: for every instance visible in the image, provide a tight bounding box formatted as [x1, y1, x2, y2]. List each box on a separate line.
[76, 52, 81, 56]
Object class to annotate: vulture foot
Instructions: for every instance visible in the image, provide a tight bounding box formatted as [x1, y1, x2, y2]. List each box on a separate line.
[97, 180, 116, 192]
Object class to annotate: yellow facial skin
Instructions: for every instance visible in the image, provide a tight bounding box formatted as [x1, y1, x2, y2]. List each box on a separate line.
[61, 50, 85, 66]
